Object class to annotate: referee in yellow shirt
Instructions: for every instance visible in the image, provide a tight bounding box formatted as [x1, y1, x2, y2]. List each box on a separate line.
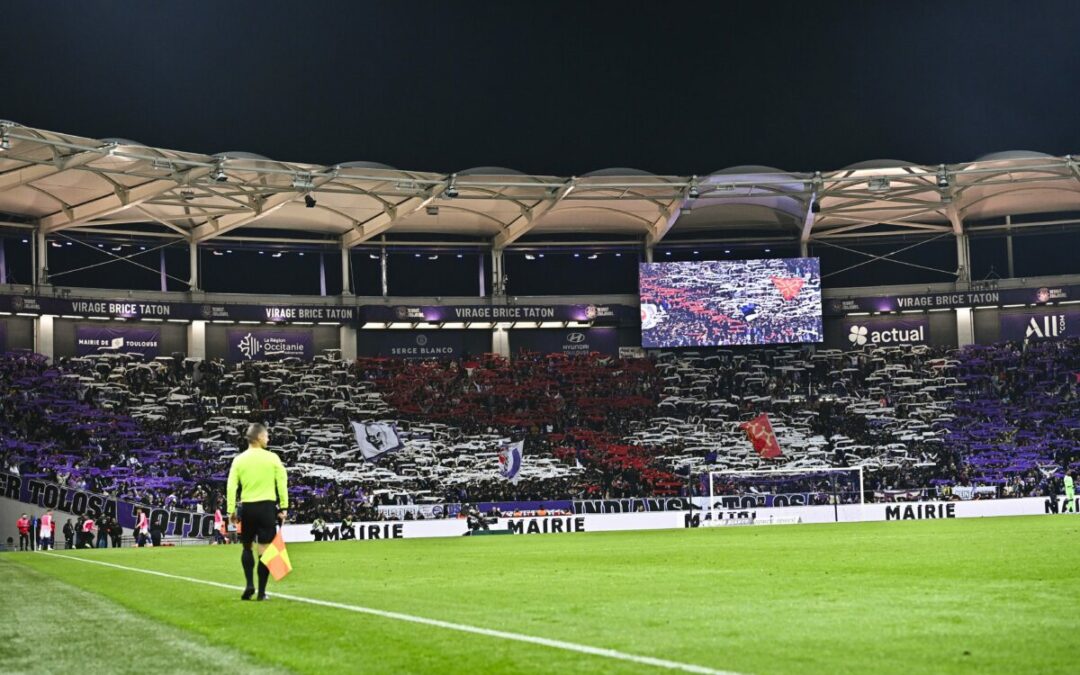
[227, 423, 288, 601]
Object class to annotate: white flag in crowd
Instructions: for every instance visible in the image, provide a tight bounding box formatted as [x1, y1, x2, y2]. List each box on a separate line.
[351, 421, 405, 461]
[497, 440, 525, 484]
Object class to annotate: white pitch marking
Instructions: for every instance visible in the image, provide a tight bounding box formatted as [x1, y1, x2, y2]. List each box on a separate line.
[40, 552, 742, 675]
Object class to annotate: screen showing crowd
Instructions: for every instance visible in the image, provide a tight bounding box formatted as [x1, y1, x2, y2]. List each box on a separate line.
[639, 257, 823, 347]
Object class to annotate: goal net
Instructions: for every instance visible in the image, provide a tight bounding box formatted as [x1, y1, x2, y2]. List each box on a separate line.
[700, 467, 864, 525]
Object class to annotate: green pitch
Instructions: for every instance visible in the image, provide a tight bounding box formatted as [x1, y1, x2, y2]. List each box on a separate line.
[3, 516, 1079, 674]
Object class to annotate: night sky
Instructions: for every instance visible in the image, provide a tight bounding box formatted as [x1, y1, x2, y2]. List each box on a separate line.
[2, 1, 1079, 294]
[5, 1, 1080, 175]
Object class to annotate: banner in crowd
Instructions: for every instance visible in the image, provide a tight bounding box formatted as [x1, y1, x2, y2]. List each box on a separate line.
[999, 310, 1080, 342]
[362, 303, 635, 324]
[741, 413, 783, 459]
[509, 328, 620, 356]
[351, 421, 404, 461]
[825, 283, 1080, 315]
[358, 330, 488, 359]
[1, 471, 209, 537]
[285, 496, 1080, 542]
[497, 441, 524, 483]
[75, 326, 161, 358]
[829, 316, 930, 349]
[0, 294, 357, 323]
[375, 500, 571, 520]
[226, 328, 313, 362]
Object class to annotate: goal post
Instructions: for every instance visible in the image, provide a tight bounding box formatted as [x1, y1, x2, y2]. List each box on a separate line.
[701, 467, 864, 525]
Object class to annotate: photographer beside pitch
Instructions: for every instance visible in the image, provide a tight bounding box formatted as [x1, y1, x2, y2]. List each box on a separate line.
[226, 423, 288, 601]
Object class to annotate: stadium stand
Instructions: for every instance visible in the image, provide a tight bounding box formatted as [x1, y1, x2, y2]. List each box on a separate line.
[2, 338, 1077, 523]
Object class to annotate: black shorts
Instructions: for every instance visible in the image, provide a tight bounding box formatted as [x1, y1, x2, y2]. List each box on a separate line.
[239, 501, 279, 545]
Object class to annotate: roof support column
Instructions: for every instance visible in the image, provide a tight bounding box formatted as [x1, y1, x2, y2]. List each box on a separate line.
[34, 226, 47, 287]
[159, 249, 168, 292]
[644, 245, 654, 263]
[188, 240, 199, 291]
[380, 238, 388, 297]
[946, 203, 970, 285]
[1005, 215, 1015, 278]
[955, 232, 971, 285]
[341, 244, 352, 296]
[800, 180, 819, 259]
[491, 248, 506, 296]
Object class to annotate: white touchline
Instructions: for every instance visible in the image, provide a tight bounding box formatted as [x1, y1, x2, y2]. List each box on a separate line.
[40, 553, 742, 675]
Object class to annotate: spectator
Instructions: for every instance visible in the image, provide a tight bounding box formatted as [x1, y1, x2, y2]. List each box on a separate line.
[39, 510, 54, 551]
[16, 513, 29, 551]
[80, 516, 95, 549]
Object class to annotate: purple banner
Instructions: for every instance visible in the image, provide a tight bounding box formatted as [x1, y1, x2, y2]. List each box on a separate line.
[358, 330, 490, 359]
[826, 284, 1079, 315]
[828, 317, 929, 349]
[2, 472, 208, 537]
[75, 326, 161, 358]
[999, 310, 1080, 342]
[362, 303, 633, 324]
[226, 328, 314, 362]
[509, 328, 620, 357]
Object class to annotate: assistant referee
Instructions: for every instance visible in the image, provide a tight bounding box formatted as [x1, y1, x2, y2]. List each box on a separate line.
[226, 422, 288, 601]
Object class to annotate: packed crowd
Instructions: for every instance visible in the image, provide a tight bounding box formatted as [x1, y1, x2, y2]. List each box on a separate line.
[640, 258, 823, 347]
[1, 336, 1077, 529]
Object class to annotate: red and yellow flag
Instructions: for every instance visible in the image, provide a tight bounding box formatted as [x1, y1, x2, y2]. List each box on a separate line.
[770, 277, 805, 301]
[260, 531, 292, 581]
[740, 413, 783, 459]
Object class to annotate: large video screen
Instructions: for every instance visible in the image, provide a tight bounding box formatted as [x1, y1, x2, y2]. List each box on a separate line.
[639, 257, 823, 347]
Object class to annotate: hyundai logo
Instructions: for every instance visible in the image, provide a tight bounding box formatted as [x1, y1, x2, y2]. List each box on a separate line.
[567, 332, 586, 343]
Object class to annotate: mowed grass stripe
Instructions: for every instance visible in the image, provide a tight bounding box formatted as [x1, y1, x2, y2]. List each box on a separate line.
[12, 516, 1080, 674]
[0, 557, 290, 675]
[34, 551, 741, 675]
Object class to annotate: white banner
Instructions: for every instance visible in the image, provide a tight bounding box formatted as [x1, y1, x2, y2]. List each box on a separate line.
[278, 497, 1078, 543]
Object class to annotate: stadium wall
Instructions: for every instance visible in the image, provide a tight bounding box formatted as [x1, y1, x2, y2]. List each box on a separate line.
[0, 316, 34, 351]
[50, 319, 187, 359]
[356, 329, 493, 359]
[822, 311, 957, 349]
[205, 323, 340, 362]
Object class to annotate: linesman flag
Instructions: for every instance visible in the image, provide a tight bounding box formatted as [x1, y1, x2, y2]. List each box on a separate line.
[260, 531, 292, 581]
[351, 421, 405, 461]
[740, 413, 783, 459]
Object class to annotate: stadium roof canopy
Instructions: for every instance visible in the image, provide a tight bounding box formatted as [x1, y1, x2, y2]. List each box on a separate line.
[1, 122, 1079, 251]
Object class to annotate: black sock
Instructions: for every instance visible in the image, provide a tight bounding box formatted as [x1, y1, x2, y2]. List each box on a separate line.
[257, 562, 270, 595]
[241, 549, 255, 589]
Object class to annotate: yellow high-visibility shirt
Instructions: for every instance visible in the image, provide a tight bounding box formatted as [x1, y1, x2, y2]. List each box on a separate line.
[226, 446, 288, 514]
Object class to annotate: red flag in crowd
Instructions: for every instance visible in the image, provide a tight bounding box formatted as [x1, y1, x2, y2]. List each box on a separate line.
[770, 277, 805, 301]
[1074, 371, 1080, 384]
[740, 413, 783, 459]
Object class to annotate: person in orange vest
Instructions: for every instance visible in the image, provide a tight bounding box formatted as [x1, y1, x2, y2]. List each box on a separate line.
[16, 513, 30, 551]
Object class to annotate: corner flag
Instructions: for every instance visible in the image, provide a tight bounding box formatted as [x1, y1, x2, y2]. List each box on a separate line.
[260, 531, 292, 581]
